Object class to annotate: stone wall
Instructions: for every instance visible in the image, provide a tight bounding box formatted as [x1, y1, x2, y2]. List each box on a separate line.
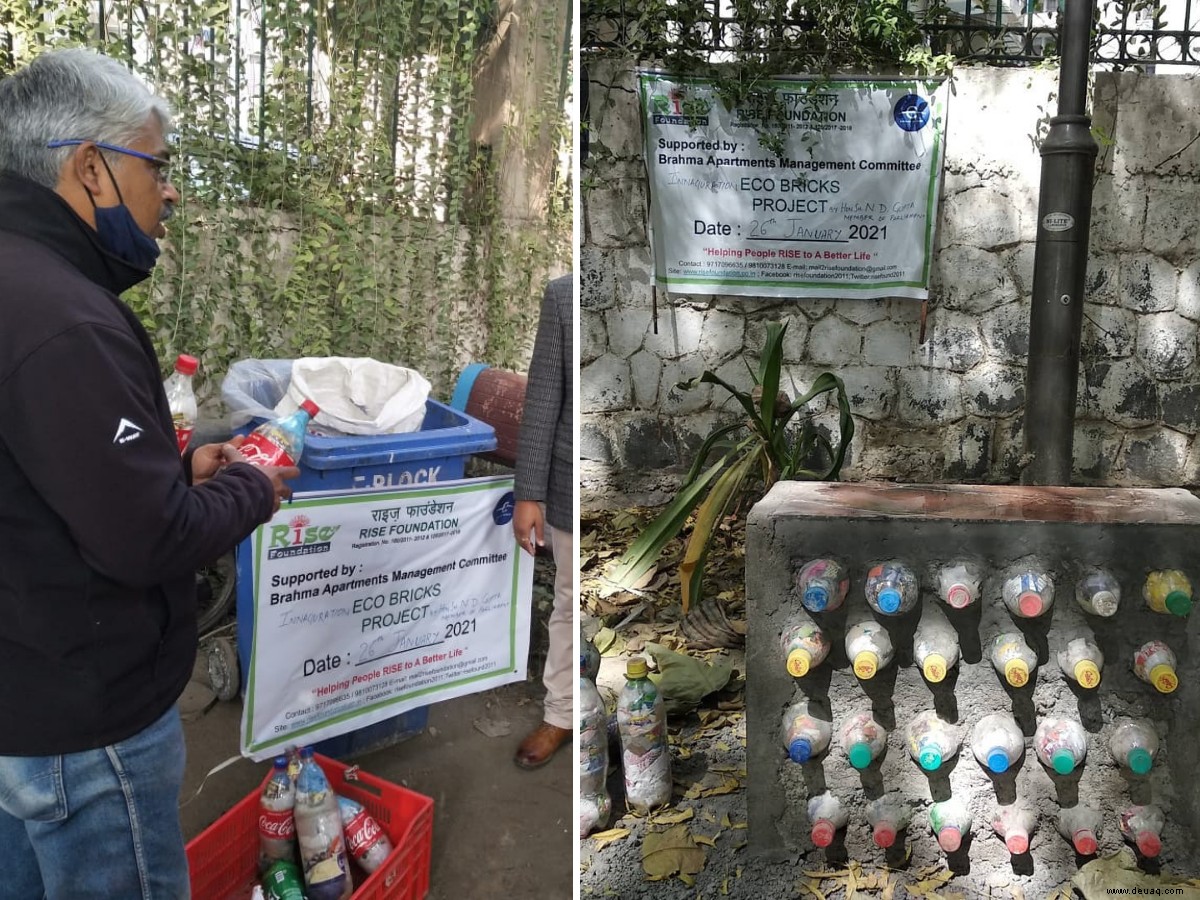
[581, 64, 1200, 506]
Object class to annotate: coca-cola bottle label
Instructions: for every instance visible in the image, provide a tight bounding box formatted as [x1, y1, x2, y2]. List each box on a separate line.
[239, 431, 295, 467]
[344, 808, 384, 859]
[259, 808, 296, 841]
[174, 425, 194, 453]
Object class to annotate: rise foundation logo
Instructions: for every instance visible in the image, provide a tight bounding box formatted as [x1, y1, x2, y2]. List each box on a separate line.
[650, 85, 712, 126]
[267, 513, 340, 559]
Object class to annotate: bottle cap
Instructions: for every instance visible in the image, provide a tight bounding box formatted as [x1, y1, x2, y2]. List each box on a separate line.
[1149, 663, 1178, 694]
[788, 738, 813, 764]
[273, 755, 288, 767]
[1165, 590, 1192, 616]
[1004, 658, 1030, 687]
[787, 648, 813, 678]
[848, 741, 874, 770]
[946, 584, 971, 608]
[804, 585, 829, 611]
[300, 398, 320, 417]
[1090, 590, 1118, 616]
[937, 825, 962, 852]
[1005, 830, 1029, 855]
[919, 746, 943, 772]
[873, 823, 896, 848]
[853, 651, 879, 680]
[986, 749, 1011, 774]
[1018, 591, 1044, 617]
[877, 588, 902, 614]
[1135, 830, 1162, 858]
[1073, 660, 1101, 689]
[174, 353, 199, 376]
[1072, 828, 1098, 856]
[922, 654, 948, 683]
[1051, 749, 1077, 776]
[1127, 748, 1153, 775]
[625, 658, 648, 679]
[811, 819, 835, 847]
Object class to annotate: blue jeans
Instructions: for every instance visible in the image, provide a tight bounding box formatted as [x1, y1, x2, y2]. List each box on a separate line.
[0, 705, 189, 900]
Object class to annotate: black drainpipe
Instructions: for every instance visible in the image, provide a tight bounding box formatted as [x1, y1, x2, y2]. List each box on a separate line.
[1021, 0, 1099, 486]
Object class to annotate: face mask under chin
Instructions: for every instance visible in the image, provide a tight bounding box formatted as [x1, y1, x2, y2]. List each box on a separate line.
[92, 202, 162, 272]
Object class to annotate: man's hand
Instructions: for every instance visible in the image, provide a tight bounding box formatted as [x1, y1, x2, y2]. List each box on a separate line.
[513, 500, 544, 556]
[220, 443, 300, 513]
[190, 434, 247, 486]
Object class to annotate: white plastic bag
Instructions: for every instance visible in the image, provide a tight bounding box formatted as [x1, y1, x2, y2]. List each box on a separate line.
[274, 357, 430, 435]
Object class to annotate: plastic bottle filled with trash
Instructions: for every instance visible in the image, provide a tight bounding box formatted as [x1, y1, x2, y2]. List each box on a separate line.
[807, 792, 849, 848]
[781, 700, 832, 764]
[839, 711, 888, 770]
[337, 795, 393, 874]
[616, 658, 672, 813]
[795, 558, 849, 612]
[992, 803, 1037, 854]
[580, 654, 612, 837]
[779, 613, 831, 678]
[865, 793, 912, 849]
[1075, 567, 1120, 617]
[240, 399, 320, 467]
[1034, 717, 1088, 776]
[164, 353, 198, 453]
[293, 748, 351, 900]
[929, 797, 972, 853]
[1133, 640, 1179, 694]
[1056, 631, 1103, 690]
[1142, 569, 1193, 617]
[845, 617, 894, 680]
[990, 632, 1037, 688]
[971, 712, 1025, 774]
[913, 605, 960, 684]
[1057, 805, 1101, 856]
[864, 561, 919, 615]
[261, 860, 306, 900]
[936, 561, 982, 610]
[1001, 566, 1055, 618]
[1118, 804, 1165, 858]
[258, 756, 296, 875]
[1109, 717, 1159, 776]
[905, 710, 961, 772]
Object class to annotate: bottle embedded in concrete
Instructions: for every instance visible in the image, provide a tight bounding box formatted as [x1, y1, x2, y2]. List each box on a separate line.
[781, 701, 832, 764]
[839, 711, 888, 770]
[1143, 569, 1192, 617]
[936, 561, 982, 610]
[1109, 717, 1159, 776]
[1001, 566, 1055, 618]
[990, 632, 1037, 688]
[1133, 640, 1179, 694]
[779, 613, 830, 678]
[905, 710, 961, 772]
[1056, 631, 1103, 690]
[807, 792, 848, 848]
[616, 657, 672, 813]
[1057, 805, 1101, 856]
[929, 797, 972, 853]
[845, 617, 894, 680]
[864, 561, 919, 615]
[794, 558, 849, 612]
[865, 793, 912, 849]
[912, 605, 960, 683]
[992, 803, 1037, 854]
[1034, 717, 1088, 775]
[1075, 567, 1120, 617]
[579, 654, 612, 837]
[971, 713, 1025, 774]
[1118, 804, 1165, 858]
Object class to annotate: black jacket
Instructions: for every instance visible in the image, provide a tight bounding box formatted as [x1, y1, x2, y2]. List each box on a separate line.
[0, 172, 275, 754]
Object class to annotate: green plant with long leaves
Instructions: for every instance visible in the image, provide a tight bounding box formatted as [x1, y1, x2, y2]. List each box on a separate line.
[607, 321, 854, 613]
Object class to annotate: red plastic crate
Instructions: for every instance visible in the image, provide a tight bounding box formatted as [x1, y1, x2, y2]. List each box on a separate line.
[186, 754, 433, 900]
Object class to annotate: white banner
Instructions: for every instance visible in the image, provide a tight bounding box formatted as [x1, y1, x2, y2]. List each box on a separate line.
[240, 476, 532, 760]
[639, 73, 949, 300]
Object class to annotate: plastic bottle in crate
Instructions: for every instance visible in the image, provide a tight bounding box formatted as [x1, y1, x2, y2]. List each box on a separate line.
[338, 795, 393, 874]
[294, 748, 352, 900]
[579, 653, 612, 836]
[261, 859, 306, 900]
[164, 353, 198, 453]
[258, 756, 297, 874]
[616, 658, 672, 812]
[240, 399, 320, 467]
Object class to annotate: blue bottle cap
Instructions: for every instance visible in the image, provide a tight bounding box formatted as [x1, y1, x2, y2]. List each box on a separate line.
[805, 585, 829, 610]
[987, 749, 1010, 773]
[919, 746, 943, 771]
[789, 738, 813, 764]
[878, 588, 902, 613]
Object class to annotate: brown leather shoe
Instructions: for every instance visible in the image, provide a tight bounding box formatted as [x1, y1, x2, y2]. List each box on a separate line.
[514, 722, 571, 770]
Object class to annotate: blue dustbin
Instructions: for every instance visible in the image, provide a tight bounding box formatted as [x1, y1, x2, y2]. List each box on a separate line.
[232, 380, 496, 759]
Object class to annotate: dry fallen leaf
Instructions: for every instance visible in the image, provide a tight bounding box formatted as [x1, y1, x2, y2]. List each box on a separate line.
[651, 808, 695, 826]
[641, 824, 707, 879]
[590, 827, 631, 851]
[693, 834, 718, 847]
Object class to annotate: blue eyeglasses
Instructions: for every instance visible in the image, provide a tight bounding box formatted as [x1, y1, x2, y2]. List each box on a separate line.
[47, 139, 172, 184]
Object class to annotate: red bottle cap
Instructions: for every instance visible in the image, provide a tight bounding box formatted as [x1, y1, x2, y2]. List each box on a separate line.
[937, 826, 962, 852]
[1136, 830, 1162, 858]
[174, 354, 199, 376]
[1073, 829, 1098, 855]
[1005, 831, 1029, 854]
[811, 820, 835, 848]
[873, 824, 896, 848]
[300, 398, 320, 417]
[1018, 592, 1043, 616]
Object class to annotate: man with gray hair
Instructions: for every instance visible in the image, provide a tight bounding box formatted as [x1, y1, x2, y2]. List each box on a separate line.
[0, 48, 297, 896]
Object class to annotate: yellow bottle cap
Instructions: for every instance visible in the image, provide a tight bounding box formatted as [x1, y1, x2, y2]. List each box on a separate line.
[1149, 664, 1178, 693]
[787, 649, 812, 677]
[1004, 659, 1029, 687]
[626, 658, 648, 679]
[1073, 660, 1101, 689]
[922, 654, 948, 683]
[854, 651, 879, 679]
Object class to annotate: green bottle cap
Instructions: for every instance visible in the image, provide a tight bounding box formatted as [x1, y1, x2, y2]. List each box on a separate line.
[1051, 749, 1076, 775]
[1127, 747, 1153, 775]
[1166, 590, 1192, 616]
[919, 746, 943, 771]
[848, 742, 874, 769]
